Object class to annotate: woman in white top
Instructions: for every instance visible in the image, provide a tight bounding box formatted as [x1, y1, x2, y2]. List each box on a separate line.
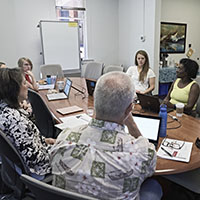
[126, 50, 155, 94]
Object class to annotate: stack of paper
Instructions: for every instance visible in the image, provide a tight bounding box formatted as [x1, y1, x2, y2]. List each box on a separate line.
[157, 138, 193, 163]
[55, 113, 91, 130]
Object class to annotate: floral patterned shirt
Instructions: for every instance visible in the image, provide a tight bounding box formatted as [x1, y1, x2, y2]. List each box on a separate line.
[50, 119, 157, 200]
[0, 100, 51, 176]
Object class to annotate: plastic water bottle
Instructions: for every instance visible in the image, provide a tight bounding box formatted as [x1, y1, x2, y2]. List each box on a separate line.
[159, 104, 167, 137]
[46, 75, 51, 84]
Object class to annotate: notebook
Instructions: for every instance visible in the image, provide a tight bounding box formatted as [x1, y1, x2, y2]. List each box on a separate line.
[46, 78, 72, 101]
[137, 93, 174, 113]
[125, 113, 161, 148]
[56, 105, 83, 115]
[86, 78, 96, 96]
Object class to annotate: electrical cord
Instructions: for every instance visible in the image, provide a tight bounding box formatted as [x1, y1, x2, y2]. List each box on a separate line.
[167, 114, 182, 129]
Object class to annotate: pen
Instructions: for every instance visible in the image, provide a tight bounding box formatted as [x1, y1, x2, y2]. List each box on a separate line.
[161, 147, 173, 157]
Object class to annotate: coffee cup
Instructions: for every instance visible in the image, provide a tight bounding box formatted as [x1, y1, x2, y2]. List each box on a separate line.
[176, 103, 184, 117]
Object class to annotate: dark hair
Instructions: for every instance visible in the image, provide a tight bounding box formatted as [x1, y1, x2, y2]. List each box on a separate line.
[134, 50, 150, 82]
[180, 58, 199, 79]
[0, 68, 23, 108]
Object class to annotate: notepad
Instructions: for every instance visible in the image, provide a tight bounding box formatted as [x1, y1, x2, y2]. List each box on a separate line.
[56, 105, 83, 115]
[157, 138, 193, 163]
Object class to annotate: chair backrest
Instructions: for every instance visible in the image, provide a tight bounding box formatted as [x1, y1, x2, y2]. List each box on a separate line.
[103, 65, 124, 74]
[84, 62, 104, 80]
[196, 95, 200, 117]
[0, 129, 29, 198]
[28, 89, 56, 138]
[20, 174, 99, 200]
[40, 64, 64, 79]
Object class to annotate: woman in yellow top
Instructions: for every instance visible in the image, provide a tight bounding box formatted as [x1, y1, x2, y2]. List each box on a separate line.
[163, 58, 200, 117]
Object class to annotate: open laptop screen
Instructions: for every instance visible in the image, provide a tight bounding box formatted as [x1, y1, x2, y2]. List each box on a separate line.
[64, 78, 72, 97]
[86, 79, 96, 96]
[125, 113, 161, 147]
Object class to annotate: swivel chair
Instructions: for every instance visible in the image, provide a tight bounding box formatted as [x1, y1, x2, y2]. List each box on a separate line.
[103, 65, 124, 74]
[28, 89, 57, 138]
[40, 64, 64, 79]
[21, 174, 99, 200]
[84, 62, 104, 80]
[0, 129, 29, 199]
[196, 93, 200, 117]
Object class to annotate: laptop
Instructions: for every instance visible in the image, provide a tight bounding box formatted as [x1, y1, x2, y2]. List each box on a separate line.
[86, 78, 96, 96]
[137, 93, 174, 113]
[46, 78, 72, 101]
[125, 113, 161, 148]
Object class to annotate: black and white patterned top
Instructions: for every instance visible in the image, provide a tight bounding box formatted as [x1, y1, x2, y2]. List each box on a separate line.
[0, 100, 51, 176]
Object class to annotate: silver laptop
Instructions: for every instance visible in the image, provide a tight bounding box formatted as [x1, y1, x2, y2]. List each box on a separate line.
[46, 78, 72, 101]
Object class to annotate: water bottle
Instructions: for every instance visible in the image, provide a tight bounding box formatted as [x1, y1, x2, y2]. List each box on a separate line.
[159, 104, 167, 137]
[46, 75, 51, 84]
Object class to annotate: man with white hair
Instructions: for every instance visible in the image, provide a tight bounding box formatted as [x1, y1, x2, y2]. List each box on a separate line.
[50, 72, 162, 200]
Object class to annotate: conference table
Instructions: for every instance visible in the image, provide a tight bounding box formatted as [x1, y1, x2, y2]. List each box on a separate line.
[38, 77, 200, 176]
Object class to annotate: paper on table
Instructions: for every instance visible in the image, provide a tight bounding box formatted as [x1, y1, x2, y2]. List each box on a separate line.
[56, 105, 83, 115]
[38, 84, 55, 90]
[55, 113, 91, 130]
[157, 138, 193, 163]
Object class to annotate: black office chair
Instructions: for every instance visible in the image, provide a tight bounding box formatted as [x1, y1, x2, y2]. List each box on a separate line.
[28, 89, 57, 138]
[20, 174, 99, 200]
[0, 129, 30, 199]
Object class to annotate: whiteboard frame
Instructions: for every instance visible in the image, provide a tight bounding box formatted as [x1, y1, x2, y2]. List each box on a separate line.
[39, 20, 81, 73]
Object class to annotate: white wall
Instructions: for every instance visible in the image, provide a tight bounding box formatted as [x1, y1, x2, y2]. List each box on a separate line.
[0, 0, 161, 89]
[161, 0, 200, 66]
[118, 0, 161, 93]
[86, 0, 119, 66]
[0, 0, 56, 79]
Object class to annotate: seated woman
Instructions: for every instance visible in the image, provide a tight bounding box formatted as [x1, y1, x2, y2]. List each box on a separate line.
[18, 57, 38, 91]
[0, 68, 55, 179]
[126, 50, 155, 94]
[163, 58, 200, 117]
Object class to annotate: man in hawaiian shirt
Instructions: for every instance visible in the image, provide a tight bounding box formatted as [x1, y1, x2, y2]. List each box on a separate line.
[50, 72, 162, 200]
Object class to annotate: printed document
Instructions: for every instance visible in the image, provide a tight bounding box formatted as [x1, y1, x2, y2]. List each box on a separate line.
[157, 138, 193, 163]
[55, 113, 91, 130]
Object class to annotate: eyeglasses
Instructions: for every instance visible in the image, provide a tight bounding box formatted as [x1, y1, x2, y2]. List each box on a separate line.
[162, 138, 185, 150]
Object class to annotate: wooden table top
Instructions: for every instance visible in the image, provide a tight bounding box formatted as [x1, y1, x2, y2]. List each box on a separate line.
[39, 77, 200, 175]
[39, 77, 94, 123]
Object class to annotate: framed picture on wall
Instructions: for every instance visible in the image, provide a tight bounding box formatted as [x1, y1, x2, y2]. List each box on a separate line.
[160, 22, 187, 54]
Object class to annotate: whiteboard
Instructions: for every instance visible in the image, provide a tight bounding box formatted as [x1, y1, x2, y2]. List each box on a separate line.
[39, 20, 80, 72]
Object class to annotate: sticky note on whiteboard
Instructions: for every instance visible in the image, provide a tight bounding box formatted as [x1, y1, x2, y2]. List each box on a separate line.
[68, 22, 78, 27]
